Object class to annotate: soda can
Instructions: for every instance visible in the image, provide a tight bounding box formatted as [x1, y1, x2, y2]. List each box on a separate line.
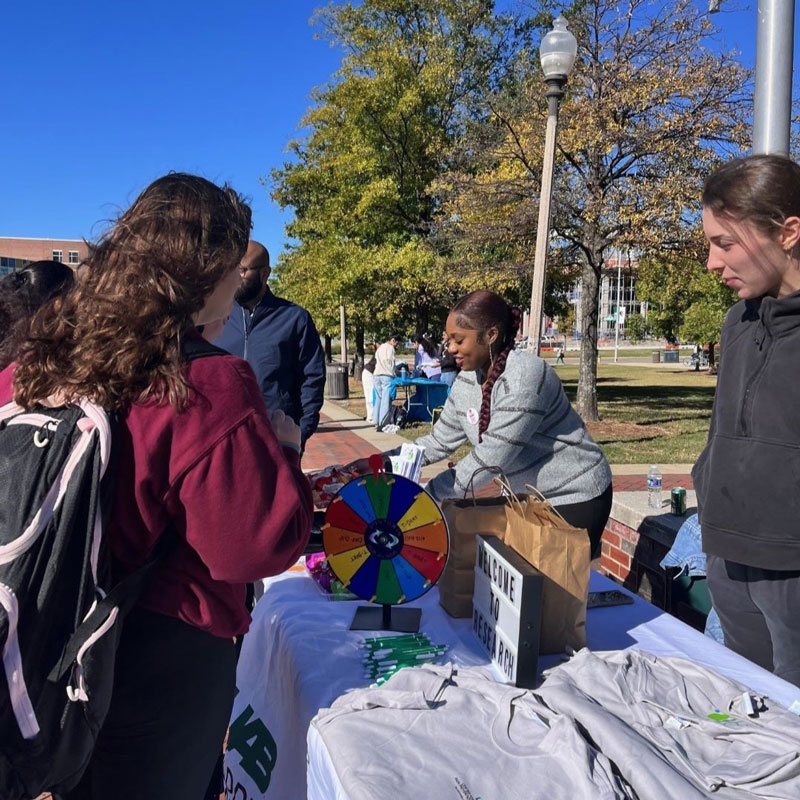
[671, 487, 687, 516]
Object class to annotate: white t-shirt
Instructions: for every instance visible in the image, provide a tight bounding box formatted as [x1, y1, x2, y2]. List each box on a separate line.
[374, 341, 396, 377]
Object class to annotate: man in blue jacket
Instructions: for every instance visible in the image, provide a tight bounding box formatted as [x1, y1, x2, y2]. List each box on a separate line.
[214, 241, 326, 449]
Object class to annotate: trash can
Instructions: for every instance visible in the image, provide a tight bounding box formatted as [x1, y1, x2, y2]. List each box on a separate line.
[651, 350, 661, 363]
[325, 362, 349, 400]
[664, 349, 679, 363]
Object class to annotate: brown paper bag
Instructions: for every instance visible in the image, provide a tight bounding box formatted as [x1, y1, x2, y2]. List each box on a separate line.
[438, 479, 590, 655]
[502, 486, 590, 655]
[438, 496, 509, 618]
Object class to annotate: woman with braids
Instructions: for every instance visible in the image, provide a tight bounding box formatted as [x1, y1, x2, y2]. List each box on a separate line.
[351, 290, 612, 556]
[0, 174, 312, 799]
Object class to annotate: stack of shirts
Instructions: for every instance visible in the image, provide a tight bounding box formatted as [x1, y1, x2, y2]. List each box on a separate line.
[313, 650, 800, 799]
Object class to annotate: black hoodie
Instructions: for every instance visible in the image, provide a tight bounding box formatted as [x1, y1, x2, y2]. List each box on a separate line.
[693, 291, 800, 569]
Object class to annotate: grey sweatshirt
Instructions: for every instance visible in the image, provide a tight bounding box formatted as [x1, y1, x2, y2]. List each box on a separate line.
[414, 349, 611, 504]
[537, 648, 800, 799]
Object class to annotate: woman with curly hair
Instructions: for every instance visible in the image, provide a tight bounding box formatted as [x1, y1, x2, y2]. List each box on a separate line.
[1, 173, 313, 799]
[353, 291, 612, 557]
[0, 259, 74, 370]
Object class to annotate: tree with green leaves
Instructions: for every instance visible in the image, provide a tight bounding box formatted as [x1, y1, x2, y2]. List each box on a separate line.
[624, 312, 649, 344]
[271, 0, 521, 349]
[637, 249, 735, 366]
[439, 0, 749, 419]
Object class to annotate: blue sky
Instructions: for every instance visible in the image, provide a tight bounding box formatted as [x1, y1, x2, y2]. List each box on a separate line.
[0, 1, 794, 254]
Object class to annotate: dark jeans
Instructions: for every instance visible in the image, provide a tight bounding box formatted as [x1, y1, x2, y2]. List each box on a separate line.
[64, 608, 237, 800]
[707, 554, 800, 687]
[554, 483, 614, 561]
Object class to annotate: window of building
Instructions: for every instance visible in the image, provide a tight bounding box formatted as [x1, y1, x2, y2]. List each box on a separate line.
[52, 250, 63, 262]
[68, 250, 80, 264]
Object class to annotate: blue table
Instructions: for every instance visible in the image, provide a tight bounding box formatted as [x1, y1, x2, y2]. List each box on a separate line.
[390, 377, 450, 422]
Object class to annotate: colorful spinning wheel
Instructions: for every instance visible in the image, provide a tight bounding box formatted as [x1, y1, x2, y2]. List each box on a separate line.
[322, 472, 449, 605]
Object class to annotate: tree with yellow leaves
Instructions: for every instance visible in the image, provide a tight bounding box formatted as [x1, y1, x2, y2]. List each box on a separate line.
[440, 0, 749, 419]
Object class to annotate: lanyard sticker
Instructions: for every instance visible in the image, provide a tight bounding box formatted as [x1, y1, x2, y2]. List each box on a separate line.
[466, 407, 479, 425]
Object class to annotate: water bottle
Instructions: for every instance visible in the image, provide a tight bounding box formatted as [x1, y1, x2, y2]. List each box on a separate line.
[647, 465, 662, 509]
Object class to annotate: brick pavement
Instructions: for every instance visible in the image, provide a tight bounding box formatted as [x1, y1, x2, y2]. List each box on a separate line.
[302, 413, 381, 472]
[611, 473, 693, 492]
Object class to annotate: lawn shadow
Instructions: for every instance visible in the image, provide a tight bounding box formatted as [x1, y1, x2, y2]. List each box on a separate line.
[592, 385, 716, 417]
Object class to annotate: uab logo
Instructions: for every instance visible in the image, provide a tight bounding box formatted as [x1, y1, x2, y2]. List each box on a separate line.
[228, 704, 278, 793]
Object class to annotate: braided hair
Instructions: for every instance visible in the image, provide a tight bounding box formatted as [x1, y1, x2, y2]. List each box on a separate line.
[450, 291, 523, 442]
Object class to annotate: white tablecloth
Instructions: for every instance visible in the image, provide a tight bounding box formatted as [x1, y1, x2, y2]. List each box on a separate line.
[223, 568, 800, 800]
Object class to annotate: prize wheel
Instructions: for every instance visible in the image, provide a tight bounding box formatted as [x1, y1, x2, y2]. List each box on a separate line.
[322, 472, 448, 605]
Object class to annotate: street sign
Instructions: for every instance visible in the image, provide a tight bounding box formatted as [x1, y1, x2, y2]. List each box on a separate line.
[471, 535, 543, 688]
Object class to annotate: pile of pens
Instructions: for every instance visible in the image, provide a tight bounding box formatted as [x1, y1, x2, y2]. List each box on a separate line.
[363, 633, 448, 686]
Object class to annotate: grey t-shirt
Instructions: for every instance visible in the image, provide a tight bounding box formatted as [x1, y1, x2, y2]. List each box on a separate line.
[313, 663, 628, 799]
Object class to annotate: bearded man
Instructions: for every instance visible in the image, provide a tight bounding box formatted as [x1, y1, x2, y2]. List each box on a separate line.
[214, 241, 325, 449]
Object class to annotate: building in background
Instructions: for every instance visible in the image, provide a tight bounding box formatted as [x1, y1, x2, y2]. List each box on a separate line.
[565, 253, 645, 340]
[0, 237, 88, 277]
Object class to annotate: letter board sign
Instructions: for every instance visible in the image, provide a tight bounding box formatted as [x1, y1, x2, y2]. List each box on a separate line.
[472, 535, 542, 688]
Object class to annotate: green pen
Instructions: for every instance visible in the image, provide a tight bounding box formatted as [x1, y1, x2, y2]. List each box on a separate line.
[363, 645, 446, 663]
[370, 648, 446, 663]
[364, 634, 428, 646]
[364, 666, 402, 678]
[369, 640, 443, 652]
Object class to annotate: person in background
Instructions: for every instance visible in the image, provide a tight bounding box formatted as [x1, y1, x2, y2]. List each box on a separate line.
[693, 154, 800, 687]
[0, 260, 74, 370]
[352, 291, 612, 558]
[555, 344, 566, 365]
[438, 330, 458, 388]
[373, 333, 400, 432]
[362, 352, 377, 424]
[4, 174, 313, 799]
[214, 241, 325, 449]
[412, 334, 441, 380]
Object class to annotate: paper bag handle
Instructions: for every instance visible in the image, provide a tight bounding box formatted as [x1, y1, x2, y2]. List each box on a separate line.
[463, 467, 523, 514]
[464, 466, 506, 501]
[490, 475, 526, 515]
[524, 483, 569, 524]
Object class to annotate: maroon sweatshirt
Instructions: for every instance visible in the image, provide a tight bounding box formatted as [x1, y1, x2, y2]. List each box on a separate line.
[0, 351, 313, 638]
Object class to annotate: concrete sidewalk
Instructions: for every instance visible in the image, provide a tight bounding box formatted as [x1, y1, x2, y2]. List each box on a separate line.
[304, 401, 693, 489]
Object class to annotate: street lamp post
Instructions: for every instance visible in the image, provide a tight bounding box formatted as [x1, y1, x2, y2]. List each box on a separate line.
[527, 15, 578, 357]
[614, 250, 622, 363]
[753, 0, 794, 156]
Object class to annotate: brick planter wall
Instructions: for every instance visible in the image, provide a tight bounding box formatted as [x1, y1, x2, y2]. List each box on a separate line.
[598, 491, 707, 631]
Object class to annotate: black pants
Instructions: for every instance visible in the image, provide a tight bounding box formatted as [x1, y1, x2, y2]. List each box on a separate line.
[64, 608, 237, 800]
[707, 554, 800, 687]
[554, 483, 613, 561]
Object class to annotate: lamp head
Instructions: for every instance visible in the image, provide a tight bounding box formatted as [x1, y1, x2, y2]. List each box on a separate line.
[540, 15, 578, 80]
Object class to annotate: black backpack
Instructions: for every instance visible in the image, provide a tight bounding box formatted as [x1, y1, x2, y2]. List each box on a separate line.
[0, 337, 225, 798]
[391, 404, 409, 429]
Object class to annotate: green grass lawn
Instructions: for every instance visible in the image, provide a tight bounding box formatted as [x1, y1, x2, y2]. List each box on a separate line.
[330, 362, 715, 465]
[541, 346, 693, 361]
[557, 364, 715, 464]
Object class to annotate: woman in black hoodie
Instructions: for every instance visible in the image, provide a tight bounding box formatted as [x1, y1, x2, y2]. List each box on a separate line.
[694, 155, 800, 686]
